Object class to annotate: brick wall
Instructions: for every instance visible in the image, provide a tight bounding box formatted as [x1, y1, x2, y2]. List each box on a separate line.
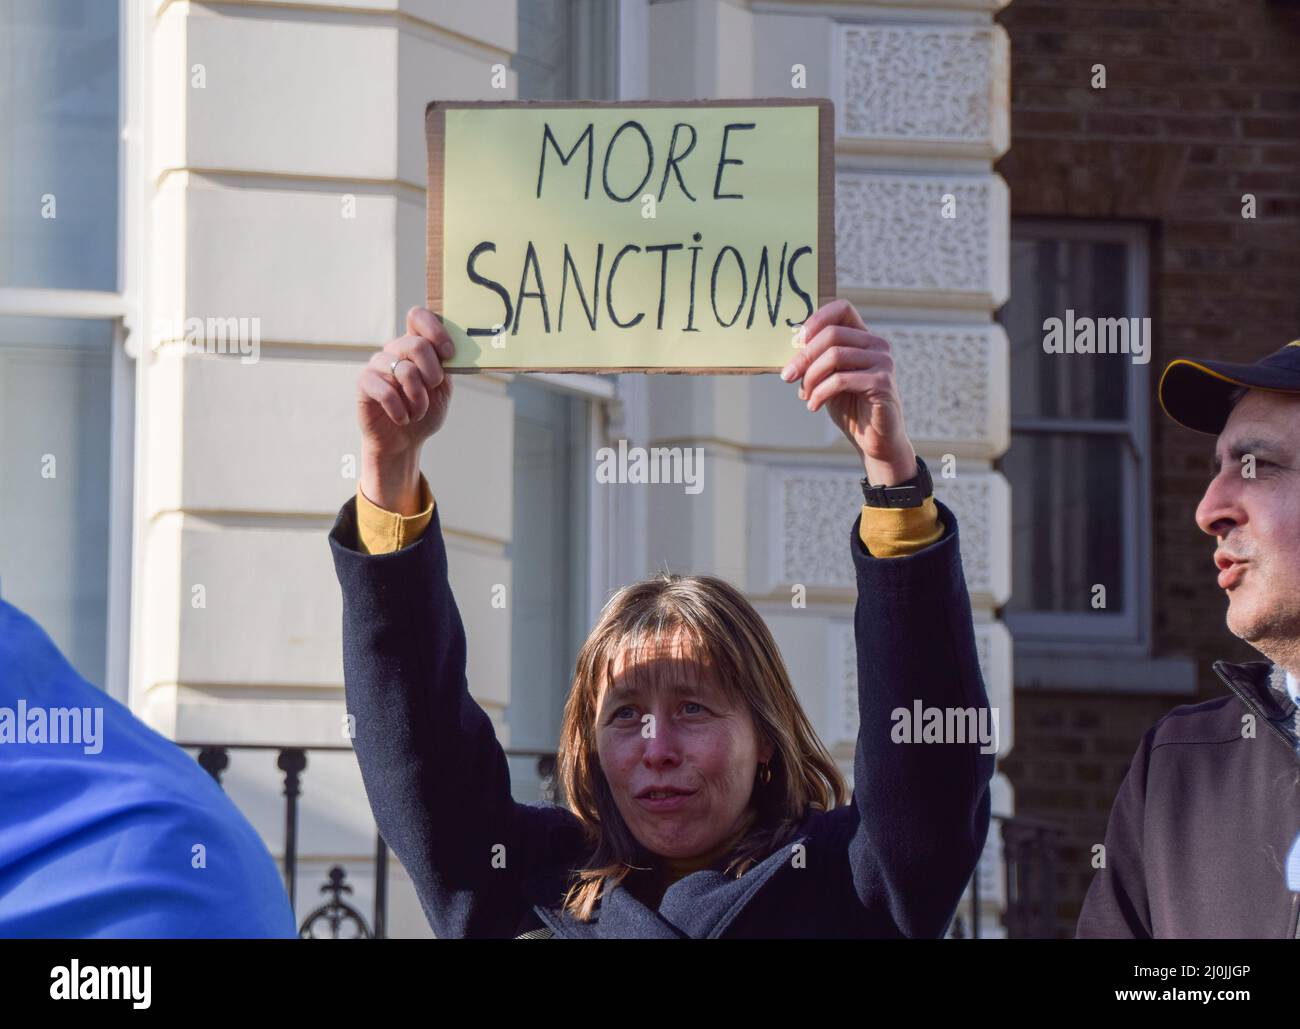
[993, 0, 1300, 937]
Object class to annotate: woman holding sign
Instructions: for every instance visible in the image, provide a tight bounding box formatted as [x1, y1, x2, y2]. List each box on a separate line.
[328, 298, 993, 939]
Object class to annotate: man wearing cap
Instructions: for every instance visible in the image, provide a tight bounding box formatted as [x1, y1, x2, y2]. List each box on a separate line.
[1077, 340, 1300, 938]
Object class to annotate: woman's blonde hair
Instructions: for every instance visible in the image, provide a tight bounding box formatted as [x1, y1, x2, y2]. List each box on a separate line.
[556, 571, 848, 921]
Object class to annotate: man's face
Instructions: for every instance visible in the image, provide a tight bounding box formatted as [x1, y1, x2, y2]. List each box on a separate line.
[594, 637, 772, 862]
[1195, 390, 1300, 652]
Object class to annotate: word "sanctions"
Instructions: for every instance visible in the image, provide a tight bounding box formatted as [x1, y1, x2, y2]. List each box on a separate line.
[464, 235, 814, 337]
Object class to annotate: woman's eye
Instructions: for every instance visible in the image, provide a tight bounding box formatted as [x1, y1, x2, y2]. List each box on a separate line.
[682, 702, 704, 715]
[613, 706, 636, 720]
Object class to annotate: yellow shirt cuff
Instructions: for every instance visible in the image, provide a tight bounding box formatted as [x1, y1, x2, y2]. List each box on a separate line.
[356, 474, 435, 554]
[859, 495, 942, 557]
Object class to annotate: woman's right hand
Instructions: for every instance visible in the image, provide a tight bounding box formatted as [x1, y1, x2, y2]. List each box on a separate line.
[357, 306, 455, 514]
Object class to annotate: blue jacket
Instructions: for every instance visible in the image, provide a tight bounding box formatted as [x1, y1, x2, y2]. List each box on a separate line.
[329, 496, 993, 938]
[0, 600, 296, 938]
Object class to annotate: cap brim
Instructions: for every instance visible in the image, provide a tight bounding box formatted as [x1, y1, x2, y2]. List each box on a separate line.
[1158, 357, 1300, 435]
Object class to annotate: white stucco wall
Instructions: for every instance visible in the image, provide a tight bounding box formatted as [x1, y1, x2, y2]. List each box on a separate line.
[131, 0, 1012, 937]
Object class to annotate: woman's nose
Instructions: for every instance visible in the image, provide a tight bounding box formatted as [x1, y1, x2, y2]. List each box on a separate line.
[639, 719, 682, 765]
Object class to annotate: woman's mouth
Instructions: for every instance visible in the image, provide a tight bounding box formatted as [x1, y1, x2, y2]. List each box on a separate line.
[635, 788, 697, 812]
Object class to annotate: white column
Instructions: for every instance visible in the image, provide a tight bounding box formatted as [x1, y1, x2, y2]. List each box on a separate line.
[643, 0, 1014, 936]
[135, 0, 523, 937]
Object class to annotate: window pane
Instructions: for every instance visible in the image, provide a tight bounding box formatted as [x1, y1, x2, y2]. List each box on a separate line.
[516, 0, 618, 101]
[1001, 431, 1127, 615]
[1007, 236, 1130, 422]
[0, 0, 120, 290]
[506, 377, 589, 802]
[0, 316, 114, 687]
[516, 0, 570, 100]
[506, 0, 609, 801]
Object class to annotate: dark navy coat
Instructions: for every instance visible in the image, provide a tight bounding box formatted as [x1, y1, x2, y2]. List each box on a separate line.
[329, 496, 993, 938]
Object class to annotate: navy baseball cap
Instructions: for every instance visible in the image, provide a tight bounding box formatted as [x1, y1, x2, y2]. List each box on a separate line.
[1159, 339, 1300, 435]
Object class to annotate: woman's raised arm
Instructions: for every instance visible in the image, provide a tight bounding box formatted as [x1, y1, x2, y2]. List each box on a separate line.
[782, 299, 994, 937]
[329, 500, 580, 937]
[331, 309, 582, 937]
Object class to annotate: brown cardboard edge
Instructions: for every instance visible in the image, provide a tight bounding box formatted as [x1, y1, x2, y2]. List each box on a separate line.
[425, 97, 829, 112]
[425, 104, 445, 317]
[816, 98, 836, 308]
[447, 367, 779, 374]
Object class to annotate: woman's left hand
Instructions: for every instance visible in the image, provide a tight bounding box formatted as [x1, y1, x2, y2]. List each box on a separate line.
[781, 298, 918, 486]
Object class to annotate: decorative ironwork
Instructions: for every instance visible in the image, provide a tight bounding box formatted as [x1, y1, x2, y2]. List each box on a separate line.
[999, 814, 1065, 939]
[299, 866, 372, 939]
[183, 742, 1063, 940]
[948, 814, 1064, 939]
[277, 748, 307, 911]
[197, 747, 229, 784]
[178, 741, 558, 939]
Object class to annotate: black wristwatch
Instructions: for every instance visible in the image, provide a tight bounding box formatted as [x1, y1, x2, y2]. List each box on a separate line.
[861, 455, 932, 509]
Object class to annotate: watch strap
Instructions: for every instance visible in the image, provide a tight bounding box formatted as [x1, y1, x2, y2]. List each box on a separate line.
[860, 455, 932, 509]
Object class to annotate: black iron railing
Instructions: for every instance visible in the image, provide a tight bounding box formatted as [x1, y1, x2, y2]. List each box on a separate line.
[946, 815, 1066, 935]
[179, 741, 559, 939]
[997, 814, 1066, 939]
[184, 743, 1061, 939]
[949, 813, 1065, 939]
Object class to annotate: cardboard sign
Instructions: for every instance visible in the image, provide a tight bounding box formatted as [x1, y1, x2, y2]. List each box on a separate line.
[425, 99, 835, 373]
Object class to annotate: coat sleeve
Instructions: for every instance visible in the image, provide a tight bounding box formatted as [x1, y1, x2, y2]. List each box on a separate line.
[328, 497, 581, 938]
[844, 499, 995, 937]
[1075, 728, 1155, 938]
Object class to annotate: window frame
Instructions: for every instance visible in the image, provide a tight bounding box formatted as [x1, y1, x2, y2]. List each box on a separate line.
[0, 1, 140, 704]
[1000, 218, 1153, 659]
[503, 0, 643, 725]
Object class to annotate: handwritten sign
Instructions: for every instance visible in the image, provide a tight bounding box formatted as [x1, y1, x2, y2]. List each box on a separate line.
[425, 99, 835, 373]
